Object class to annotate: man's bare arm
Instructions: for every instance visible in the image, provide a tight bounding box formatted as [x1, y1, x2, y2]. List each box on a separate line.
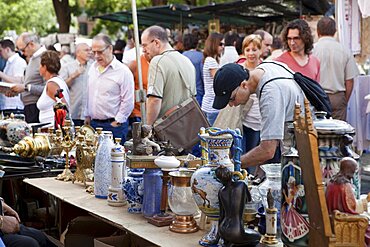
[240, 139, 279, 168]
[146, 96, 162, 125]
[345, 78, 354, 103]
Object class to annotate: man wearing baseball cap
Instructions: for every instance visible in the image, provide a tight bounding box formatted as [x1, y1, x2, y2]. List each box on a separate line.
[213, 62, 305, 169]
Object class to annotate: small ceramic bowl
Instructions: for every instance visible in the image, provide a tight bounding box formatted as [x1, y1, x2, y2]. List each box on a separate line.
[154, 156, 181, 169]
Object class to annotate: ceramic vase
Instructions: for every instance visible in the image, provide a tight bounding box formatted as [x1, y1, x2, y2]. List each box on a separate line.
[142, 168, 162, 217]
[94, 134, 114, 199]
[191, 128, 242, 246]
[123, 169, 144, 213]
[108, 140, 127, 206]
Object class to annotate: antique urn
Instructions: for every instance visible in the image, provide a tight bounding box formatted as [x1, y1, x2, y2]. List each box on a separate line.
[281, 112, 358, 246]
[0, 114, 31, 147]
[190, 127, 243, 246]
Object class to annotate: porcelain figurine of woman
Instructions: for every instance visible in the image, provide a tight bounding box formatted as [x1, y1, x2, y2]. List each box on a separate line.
[281, 176, 310, 242]
[215, 165, 261, 247]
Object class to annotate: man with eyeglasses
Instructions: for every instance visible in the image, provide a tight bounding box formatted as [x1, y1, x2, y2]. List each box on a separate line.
[59, 43, 92, 127]
[0, 39, 26, 117]
[275, 19, 320, 82]
[84, 34, 134, 144]
[5, 32, 46, 123]
[141, 25, 196, 125]
[212, 62, 305, 169]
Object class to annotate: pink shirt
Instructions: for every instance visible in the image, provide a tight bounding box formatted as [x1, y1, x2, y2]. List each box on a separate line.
[275, 51, 320, 82]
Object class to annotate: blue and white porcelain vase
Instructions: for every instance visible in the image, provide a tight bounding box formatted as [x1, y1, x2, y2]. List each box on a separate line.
[142, 168, 162, 217]
[191, 127, 242, 246]
[123, 169, 144, 213]
[94, 133, 114, 199]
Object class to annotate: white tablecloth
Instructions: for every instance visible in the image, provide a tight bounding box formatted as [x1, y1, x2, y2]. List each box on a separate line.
[347, 75, 370, 151]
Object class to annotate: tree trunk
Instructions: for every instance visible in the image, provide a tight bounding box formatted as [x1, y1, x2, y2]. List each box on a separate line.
[151, 0, 167, 6]
[52, 0, 71, 33]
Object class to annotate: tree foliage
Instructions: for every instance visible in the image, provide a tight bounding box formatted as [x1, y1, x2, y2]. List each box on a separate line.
[0, 0, 57, 37]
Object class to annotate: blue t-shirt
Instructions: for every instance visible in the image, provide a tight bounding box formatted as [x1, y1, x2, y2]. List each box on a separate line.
[183, 50, 204, 105]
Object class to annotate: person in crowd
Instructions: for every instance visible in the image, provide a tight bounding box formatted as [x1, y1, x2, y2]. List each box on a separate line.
[0, 39, 26, 117]
[275, 19, 320, 81]
[141, 25, 196, 125]
[127, 53, 150, 125]
[201, 32, 224, 125]
[7, 32, 46, 123]
[182, 33, 204, 106]
[220, 31, 240, 66]
[0, 198, 57, 247]
[326, 157, 370, 245]
[212, 62, 304, 168]
[122, 31, 142, 66]
[237, 34, 263, 176]
[253, 30, 273, 60]
[113, 39, 126, 62]
[265, 36, 283, 60]
[37, 50, 70, 124]
[59, 45, 74, 66]
[59, 43, 92, 126]
[85, 34, 134, 144]
[313, 17, 359, 121]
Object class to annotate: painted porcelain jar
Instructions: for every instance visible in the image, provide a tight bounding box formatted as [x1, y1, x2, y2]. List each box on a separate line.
[123, 169, 144, 213]
[191, 128, 243, 246]
[108, 140, 127, 206]
[0, 114, 31, 146]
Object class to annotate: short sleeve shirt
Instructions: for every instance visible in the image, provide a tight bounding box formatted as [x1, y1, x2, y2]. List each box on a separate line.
[147, 50, 196, 119]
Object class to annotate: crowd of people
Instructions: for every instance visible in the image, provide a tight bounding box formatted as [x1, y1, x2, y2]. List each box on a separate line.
[0, 15, 362, 246]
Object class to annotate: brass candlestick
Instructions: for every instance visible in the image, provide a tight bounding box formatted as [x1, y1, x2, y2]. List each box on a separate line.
[56, 122, 76, 181]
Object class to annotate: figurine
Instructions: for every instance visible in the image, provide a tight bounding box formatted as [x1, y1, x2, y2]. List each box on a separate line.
[326, 157, 370, 245]
[132, 122, 160, 155]
[53, 89, 69, 131]
[215, 165, 261, 247]
[261, 188, 278, 245]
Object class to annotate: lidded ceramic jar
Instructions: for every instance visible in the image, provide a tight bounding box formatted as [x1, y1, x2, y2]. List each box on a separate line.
[0, 114, 31, 146]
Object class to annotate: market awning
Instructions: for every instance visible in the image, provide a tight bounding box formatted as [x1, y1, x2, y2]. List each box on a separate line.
[94, 0, 331, 27]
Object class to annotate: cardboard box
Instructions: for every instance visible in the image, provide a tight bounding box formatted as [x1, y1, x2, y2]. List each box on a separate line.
[64, 216, 118, 247]
[94, 234, 157, 247]
[94, 235, 130, 247]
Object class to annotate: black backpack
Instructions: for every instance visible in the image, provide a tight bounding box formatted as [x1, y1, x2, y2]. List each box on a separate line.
[259, 61, 332, 118]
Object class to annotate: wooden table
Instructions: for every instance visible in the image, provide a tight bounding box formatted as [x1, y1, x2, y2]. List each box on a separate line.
[23, 177, 206, 247]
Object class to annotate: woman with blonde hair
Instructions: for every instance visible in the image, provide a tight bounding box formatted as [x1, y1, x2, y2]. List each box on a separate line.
[201, 32, 224, 125]
[237, 34, 263, 177]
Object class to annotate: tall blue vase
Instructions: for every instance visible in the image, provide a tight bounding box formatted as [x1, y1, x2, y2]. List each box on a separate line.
[142, 168, 163, 218]
[94, 134, 114, 199]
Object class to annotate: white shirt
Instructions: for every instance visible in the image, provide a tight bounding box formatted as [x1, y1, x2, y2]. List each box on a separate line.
[201, 57, 219, 113]
[37, 76, 70, 124]
[85, 57, 134, 123]
[122, 47, 142, 65]
[220, 46, 239, 66]
[1, 53, 27, 110]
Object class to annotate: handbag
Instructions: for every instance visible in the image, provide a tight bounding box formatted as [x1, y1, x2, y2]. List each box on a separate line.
[153, 97, 209, 152]
[152, 52, 210, 152]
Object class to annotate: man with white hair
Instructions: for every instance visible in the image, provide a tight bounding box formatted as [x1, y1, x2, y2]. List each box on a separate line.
[85, 34, 134, 144]
[59, 43, 92, 126]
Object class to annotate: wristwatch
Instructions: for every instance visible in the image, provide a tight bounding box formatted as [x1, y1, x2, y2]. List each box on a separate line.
[24, 84, 31, 92]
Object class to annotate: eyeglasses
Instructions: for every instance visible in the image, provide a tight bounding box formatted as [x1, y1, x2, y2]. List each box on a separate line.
[229, 87, 240, 102]
[92, 45, 109, 55]
[142, 39, 155, 48]
[219, 42, 225, 47]
[18, 42, 31, 53]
